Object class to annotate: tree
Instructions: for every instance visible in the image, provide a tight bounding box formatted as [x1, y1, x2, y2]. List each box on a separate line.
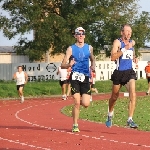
[0, 0, 150, 61]
[132, 11, 150, 56]
[0, 0, 73, 61]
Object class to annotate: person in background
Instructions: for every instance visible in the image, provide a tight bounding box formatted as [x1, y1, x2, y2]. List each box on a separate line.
[66, 65, 72, 98]
[145, 61, 150, 95]
[100, 71, 104, 80]
[13, 66, 28, 103]
[89, 69, 98, 101]
[90, 70, 98, 94]
[56, 66, 68, 100]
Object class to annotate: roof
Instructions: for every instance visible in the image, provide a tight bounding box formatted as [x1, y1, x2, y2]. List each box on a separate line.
[0, 46, 16, 53]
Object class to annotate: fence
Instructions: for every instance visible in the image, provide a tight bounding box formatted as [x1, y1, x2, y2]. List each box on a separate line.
[0, 61, 148, 81]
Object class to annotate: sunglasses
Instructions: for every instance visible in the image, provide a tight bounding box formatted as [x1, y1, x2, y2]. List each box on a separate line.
[76, 32, 85, 35]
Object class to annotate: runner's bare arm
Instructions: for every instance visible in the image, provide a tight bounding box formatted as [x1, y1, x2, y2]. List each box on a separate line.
[132, 40, 138, 64]
[145, 67, 147, 73]
[13, 73, 17, 80]
[89, 46, 95, 70]
[24, 72, 28, 84]
[56, 67, 60, 75]
[61, 46, 73, 69]
[111, 39, 123, 61]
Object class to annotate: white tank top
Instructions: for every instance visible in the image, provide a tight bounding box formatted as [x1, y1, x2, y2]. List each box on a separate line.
[58, 67, 68, 81]
[16, 71, 25, 85]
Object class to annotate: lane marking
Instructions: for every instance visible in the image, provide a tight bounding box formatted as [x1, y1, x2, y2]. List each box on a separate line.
[0, 137, 51, 150]
[15, 102, 150, 149]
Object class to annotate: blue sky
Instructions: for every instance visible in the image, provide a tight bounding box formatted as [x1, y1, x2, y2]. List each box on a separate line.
[0, 0, 149, 46]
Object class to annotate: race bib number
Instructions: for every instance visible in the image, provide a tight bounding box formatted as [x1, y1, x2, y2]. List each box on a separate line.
[122, 50, 133, 59]
[72, 72, 85, 82]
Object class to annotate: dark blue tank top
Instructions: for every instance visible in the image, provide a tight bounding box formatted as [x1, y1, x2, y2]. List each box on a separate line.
[116, 38, 134, 71]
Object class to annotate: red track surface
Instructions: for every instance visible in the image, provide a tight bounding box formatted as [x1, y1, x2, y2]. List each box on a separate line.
[0, 92, 150, 150]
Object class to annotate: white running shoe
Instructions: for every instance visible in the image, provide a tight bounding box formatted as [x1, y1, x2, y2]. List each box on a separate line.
[62, 95, 67, 100]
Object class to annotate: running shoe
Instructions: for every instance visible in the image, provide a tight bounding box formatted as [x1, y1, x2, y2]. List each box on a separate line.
[62, 95, 66, 100]
[127, 119, 138, 128]
[146, 92, 149, 95]
[105, 116, 112, 128]
[72, 124, 80, 132]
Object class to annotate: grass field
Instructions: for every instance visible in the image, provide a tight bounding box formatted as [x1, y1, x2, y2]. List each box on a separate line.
[0, 79, 148, 98]
[62, 96, 150, 131]
[0, 80, 61, 98]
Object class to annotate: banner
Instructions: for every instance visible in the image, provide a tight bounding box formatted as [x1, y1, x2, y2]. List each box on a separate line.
[12, 63, 61, 81]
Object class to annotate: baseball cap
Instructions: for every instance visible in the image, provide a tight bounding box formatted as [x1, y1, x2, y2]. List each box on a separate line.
[75, 27, 85, 33]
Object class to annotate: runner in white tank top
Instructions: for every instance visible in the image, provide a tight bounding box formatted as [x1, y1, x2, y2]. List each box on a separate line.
[13, 66, 28, 103]
[16, 71, 26, 85]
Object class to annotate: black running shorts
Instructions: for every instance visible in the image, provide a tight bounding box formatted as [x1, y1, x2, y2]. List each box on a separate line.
[70, 72, 91, 95]
[111, 69, 137, 85]
[59, 80, 69, 87]
[17, 84, 24, 90]
[147, 77, 150, 83]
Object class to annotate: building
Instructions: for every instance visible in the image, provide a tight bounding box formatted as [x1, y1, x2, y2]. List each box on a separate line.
[0, 46, 65, 63]
[138, 47, 150, 61]
[0, 46, 30, 63]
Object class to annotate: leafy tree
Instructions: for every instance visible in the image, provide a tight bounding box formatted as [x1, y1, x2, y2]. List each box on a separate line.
[0, 0, 150, 61]
[132, 11, 150, 56]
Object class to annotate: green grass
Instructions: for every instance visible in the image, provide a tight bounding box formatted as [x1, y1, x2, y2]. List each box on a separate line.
[62, 96, 150, 131]
[0, 79, 148, 98]
[0, 80, 61, 98]
[95, 79, 149, 93]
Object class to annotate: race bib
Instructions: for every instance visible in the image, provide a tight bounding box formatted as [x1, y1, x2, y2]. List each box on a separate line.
[72, 72, 85, 82]
[122, 50, 133, 59]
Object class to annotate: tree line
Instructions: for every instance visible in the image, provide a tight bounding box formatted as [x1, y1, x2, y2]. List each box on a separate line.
[0, 0, 150, 61]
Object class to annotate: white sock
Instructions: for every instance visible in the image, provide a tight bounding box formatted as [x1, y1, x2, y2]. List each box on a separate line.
[108, 111, 113, 117]
[128, 117, 132, 122]
[73, 124, 78, 126]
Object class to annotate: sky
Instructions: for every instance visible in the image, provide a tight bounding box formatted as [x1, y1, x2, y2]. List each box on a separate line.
[0, 0, 150, 46]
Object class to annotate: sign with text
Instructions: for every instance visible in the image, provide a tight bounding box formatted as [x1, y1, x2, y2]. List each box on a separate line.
[12, 63, 61, 82]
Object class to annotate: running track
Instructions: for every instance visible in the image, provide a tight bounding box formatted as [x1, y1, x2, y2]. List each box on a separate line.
[0, 92, 150, 150]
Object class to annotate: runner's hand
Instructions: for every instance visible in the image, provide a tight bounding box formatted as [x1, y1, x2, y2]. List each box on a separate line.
[121, 42, 132, 53]
[90, 65, 95, 71]
[69, 58, 75, 67]
[124, 42, 132, 50]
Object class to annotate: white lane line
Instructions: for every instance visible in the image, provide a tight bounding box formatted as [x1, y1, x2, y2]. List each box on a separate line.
[0, 137, 51, 150]
[15, 103, 150, 149]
